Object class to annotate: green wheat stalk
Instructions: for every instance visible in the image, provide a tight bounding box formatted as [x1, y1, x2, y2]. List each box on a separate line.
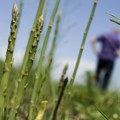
[50, 77, 68, 120]
[67, 0, 98, 95]
[10, 0, 45, 106]
[53, 64, 68, 120]
[108, 13, 120, 25]
[108, 13, 120, 20]
[5, 0, 24, 108]
[10, 0, 45, 112]
[35, 12, 62, 105]
[62, 0, 98, 118]
[28, 0, 61, 119]
[8, 15, 44, 120]
[0, 3, 19, 109]
[110, 19, 120, 25]
[35, 101, 48, 120]
[20, 0, 45, 74]
[57, 64, 68, 94]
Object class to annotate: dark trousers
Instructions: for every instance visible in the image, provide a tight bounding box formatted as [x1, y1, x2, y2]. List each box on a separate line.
[96, 58, 114, 89]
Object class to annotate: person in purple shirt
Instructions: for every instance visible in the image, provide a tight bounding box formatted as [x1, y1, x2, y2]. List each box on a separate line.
[91, 29, 120, 90]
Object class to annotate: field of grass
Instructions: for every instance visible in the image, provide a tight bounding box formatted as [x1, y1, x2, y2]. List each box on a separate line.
[0, 0, 120, 120]
[0, 59, 120, 120]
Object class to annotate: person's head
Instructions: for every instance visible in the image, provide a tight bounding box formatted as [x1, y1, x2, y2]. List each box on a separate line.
[111, 28, 120, 35]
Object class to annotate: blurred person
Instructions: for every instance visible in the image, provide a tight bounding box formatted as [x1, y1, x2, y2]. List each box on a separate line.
[91, 29, 120, 90]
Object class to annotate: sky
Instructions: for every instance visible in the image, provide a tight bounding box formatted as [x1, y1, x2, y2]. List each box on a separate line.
[0, 0, 120, 89]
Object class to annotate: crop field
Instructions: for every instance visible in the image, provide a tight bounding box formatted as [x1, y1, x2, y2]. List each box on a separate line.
[0, 0, 120, 120]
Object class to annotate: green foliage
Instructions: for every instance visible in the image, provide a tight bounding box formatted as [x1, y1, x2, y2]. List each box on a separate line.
[109, 13, 120, 25]
[0, 1, 120, 120]
[8, 15, 44, 120]
[28, 0, 61, 119]
[71, 84, 120, 120]
[67, 0, 98, 97]
[0, 3, 19, 110]
[1, 57, 120, 120]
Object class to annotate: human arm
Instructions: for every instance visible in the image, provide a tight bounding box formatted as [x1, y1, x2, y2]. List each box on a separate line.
[116, 39, 120, 57]
[116, 49, 120, 57]
[91, 37, 100, 56]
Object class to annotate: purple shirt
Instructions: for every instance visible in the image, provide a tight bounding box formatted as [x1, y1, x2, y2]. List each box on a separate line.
[97, 32, 120, 61]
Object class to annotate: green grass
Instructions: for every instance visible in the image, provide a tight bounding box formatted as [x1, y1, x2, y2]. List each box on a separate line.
[0, 59, 120, 120]
[0, 1, 120, 119]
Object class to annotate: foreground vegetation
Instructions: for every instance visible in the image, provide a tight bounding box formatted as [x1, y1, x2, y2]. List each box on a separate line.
[0, 58, 120, 120]
[1, 59, 120, 120]
[0, 0, 120, 120]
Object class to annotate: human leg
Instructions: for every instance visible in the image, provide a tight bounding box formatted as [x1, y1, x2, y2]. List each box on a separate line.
[102, 60, 114, 89]
[95, 58, 104, 86]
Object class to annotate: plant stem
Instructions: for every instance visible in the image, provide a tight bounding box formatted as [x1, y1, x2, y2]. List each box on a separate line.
[28, 0, 60, 119]
[5, 0, 24, 108]
[110, 19, 120, 25]
[67, 0, 98, 94]
[108, 13, 120, 20]
[10, 0, 45, 107]
[50, 77, 68, 120]
[20, 0, 45, 74]
[0, 3, 19, 108]
[8, 15, 44, 120]
[35, 101, 48, 120]
[62, 1, 98, 118]
[57, 64, 68, 94]
[36, 12, 62, 104]
[50, 64, 68, 120]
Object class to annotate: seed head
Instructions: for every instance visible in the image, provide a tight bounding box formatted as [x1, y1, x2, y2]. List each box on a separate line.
[39, 15, 44, 25]
[94, 0, 98, 3]
[63, 63, 69, 75]
[12, 3, 19, 15]
[58, 11, 62, 20]
[37, 15, 44, 32]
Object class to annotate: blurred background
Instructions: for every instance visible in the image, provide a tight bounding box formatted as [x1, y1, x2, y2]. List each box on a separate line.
[0, 0, 120, 90]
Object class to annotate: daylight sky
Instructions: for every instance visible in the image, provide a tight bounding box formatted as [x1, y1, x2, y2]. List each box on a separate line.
[0, 0, 120, 89]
